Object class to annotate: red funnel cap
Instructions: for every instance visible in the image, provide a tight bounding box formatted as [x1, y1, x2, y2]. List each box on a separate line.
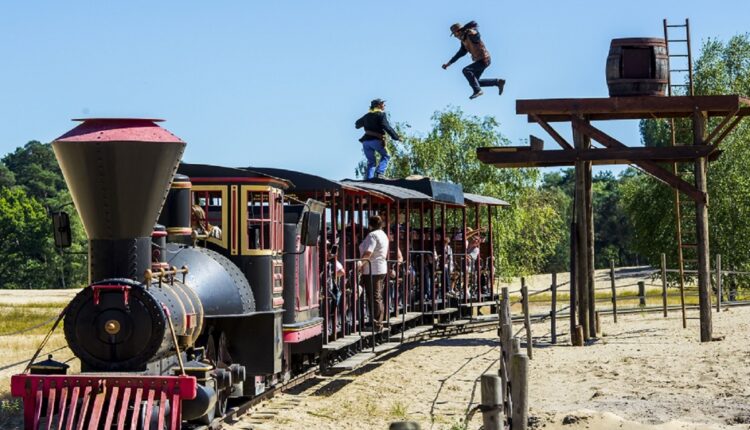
[53, 119, 186, 240]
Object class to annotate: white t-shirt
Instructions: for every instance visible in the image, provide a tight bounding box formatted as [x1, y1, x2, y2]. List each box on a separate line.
[358, 229, 389, 275]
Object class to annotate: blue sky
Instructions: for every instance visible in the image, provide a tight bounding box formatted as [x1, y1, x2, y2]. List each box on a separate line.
[1, 1, 748, 181]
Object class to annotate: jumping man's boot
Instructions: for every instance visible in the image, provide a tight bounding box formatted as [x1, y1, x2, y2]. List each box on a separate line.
[469, 89, 484, 100]
[497, 79, 506, 95]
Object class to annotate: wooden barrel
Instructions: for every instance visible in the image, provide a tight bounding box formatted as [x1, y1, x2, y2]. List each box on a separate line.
[606, 38, 668, 97]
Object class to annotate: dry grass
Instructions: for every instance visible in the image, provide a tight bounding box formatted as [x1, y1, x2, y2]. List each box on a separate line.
[0, 299, 78, 402]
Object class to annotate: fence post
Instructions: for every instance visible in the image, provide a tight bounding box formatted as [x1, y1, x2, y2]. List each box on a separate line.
[551, 273, 557, 344]
[521, 279, 533, 359]
[510, 353, 529, 430]
[500, 323, 512, 417]
[661, 253, 668, 318]
[638, 281, 646, 307]
[609, 260, 617, 323]
[716, 254, 722, 312]
[502, 287, 511, 325]
[595, 311, 601, 336]
[573, 325, 584, 347]
[481, 374, 503, 430]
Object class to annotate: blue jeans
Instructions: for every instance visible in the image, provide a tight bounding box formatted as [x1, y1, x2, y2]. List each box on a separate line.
[462, 59, 497, 93]
[362, 139, 390, 179]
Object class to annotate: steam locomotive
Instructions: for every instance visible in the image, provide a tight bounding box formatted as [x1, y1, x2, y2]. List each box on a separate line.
[11, 118, 326, 429]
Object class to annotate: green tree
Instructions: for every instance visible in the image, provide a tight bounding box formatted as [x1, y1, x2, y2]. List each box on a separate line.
[623, 34, 750, 271]
[0, 142, 88, 288]
[2, 141, 66, 203]
[0, 162, 15, 188]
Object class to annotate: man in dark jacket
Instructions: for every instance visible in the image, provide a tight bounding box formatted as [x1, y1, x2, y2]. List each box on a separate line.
[442, 21, 505, 99]
[355, 99, 402, 179]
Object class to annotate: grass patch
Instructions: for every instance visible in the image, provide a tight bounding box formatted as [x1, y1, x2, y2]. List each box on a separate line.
[0, 395, 22, 429]
[389, 401, 408, 420]
[0, 303, 63, 336]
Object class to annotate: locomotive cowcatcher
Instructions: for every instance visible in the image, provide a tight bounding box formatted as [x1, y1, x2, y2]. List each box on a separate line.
[11, 118, 325, 429]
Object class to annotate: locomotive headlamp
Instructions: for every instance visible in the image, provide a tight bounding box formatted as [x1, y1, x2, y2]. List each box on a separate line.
[104, 319, 121, 335]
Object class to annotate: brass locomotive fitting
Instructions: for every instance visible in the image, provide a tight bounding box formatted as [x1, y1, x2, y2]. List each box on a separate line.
[104, 319, 121, 335]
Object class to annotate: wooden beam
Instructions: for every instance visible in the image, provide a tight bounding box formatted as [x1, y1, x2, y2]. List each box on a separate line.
[705, 107, 740, 146]
[524, 103, 750, 123]
[476, 145, 715, 167]
[517, 95, 743, 116]
[571, 119, 706, 203]
[529, 114, 573, 150]
[693, 110, 713, 343]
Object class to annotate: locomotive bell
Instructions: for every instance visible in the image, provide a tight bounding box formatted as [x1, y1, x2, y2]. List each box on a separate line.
[52, 118, 186, 282]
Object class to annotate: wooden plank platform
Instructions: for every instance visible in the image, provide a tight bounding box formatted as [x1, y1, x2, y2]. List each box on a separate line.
[425, 307, 458, 316]
[459, 301, 497, 308]
[388, 312, 422, 326]
[322, 334, 362, 351]
[390, 325, 432, 342]
[329, 352, 376, 372]
[435, 318, 470, 329]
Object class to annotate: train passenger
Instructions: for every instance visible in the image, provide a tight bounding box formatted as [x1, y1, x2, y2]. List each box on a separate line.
[356, 215, 390, 331]
[191, 204, 222, 239]
[354, 98, 402, 180]
[444, 237, 457, 298]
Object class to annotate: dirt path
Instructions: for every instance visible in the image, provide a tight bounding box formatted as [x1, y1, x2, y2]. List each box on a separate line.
[228, 306, 750, 430]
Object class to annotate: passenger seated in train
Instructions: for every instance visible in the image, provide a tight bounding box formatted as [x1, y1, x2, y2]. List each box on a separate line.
[191, 204, 222, 239]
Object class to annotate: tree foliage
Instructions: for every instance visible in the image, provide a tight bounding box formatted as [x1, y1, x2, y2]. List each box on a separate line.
[0, 142, 87, 288]
[623, 34, 750, 270]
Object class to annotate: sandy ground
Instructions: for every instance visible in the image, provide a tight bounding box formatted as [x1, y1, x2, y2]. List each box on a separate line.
[497, 266, 660, 294]
[229, 306, 750, 430]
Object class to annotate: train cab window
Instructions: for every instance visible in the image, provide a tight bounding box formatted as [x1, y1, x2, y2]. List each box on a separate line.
[191, 186, 228, 248]
[245, 189, 283, 253]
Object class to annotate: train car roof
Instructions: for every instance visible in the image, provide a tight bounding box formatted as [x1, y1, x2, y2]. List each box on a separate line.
[248, 167, 393, 202]
[178, 163, 292, 189]
[340, 180, 433, 202]
[356, 177, 465, 205]
[463, 192, 510, 207]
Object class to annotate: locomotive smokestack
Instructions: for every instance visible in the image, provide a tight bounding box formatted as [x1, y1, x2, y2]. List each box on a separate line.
[52, 118, 186, 283]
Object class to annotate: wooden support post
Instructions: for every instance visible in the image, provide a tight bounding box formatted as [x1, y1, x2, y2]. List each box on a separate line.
[569, 218, 577, 345]
[610, 260, 617, 323]
[481, 374, 503, 430]
[693, 110, 713, 342]
[586, 146, 596, 338]
[638, 281, 646, 307]
[573, 325, 584, 347]
[510, 353, 529, 430]
[573, 115, 591, 341]
[521, 279, 532, 359]
[661, 253, 668, 317]
[551, 273, 557, 344]
[716, 254, 722, 312]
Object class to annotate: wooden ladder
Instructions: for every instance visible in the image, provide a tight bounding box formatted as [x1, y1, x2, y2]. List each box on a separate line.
[663, 18, 695, 328]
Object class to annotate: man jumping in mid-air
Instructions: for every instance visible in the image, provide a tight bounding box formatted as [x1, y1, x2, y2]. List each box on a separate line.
[442, 21, 505, 100]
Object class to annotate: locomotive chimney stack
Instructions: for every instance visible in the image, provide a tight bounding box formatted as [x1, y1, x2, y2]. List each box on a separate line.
[52, 118, 186, 283]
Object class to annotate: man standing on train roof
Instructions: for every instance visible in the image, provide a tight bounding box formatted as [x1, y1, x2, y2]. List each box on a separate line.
[442, 21, 505, 100]
[355, 98, 402, 180]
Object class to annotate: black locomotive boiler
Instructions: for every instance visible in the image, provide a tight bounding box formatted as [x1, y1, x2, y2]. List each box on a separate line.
[11, 118, 325, 429]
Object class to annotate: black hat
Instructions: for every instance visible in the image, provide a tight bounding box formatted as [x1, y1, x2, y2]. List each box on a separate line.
[450, 23, 462, 34]
[370, 98, 386, 108]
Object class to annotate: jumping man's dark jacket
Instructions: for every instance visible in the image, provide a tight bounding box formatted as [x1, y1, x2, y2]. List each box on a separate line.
[355, 110, 401, 143]
[448, 29, 490, 65]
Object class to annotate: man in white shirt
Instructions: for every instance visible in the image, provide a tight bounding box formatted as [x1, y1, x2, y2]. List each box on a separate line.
[357, 215, 390, 331]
